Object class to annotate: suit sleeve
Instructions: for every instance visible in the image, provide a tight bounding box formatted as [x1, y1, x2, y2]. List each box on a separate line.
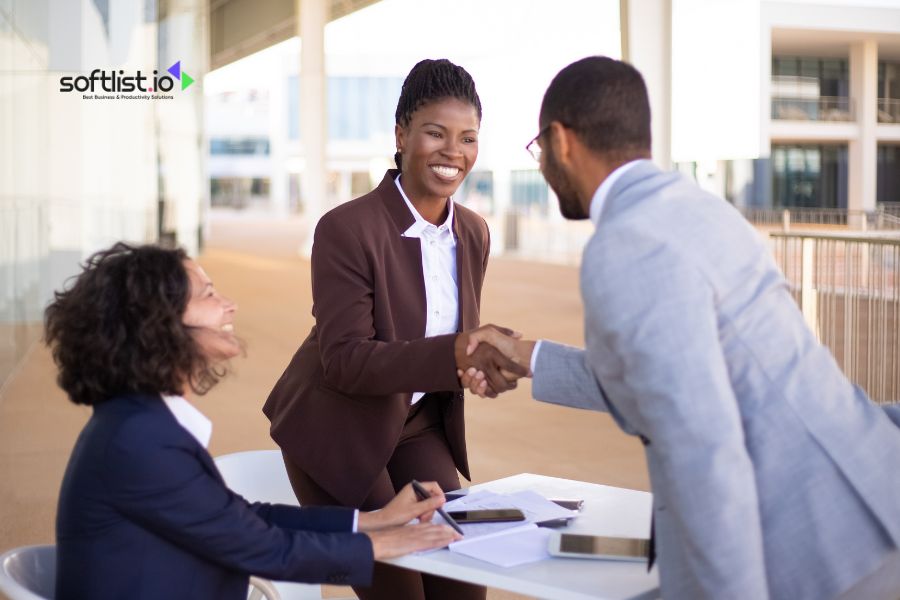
[104, 419, 374, 586]
[311, 214, 460, 395]
[248, 502, 355, 534]
[532, 341, 611, 412]
[583, 229, 769, 598]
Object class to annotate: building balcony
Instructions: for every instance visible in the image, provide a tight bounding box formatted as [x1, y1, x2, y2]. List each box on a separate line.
[771, 96, 854, 122]
[879, 98, 900, 123]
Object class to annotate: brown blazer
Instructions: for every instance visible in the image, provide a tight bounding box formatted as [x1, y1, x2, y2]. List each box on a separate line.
[263, 170, 490, 507]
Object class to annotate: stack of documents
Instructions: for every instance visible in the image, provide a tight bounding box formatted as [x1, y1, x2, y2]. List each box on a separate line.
[431, 490, 578, 567]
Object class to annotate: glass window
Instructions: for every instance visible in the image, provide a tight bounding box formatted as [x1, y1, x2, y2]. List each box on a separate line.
[457, 171, 494, 216]
[877, 145, 900, 205]
[511, 169, 549, 216]
[772, 144, 848, 209]
[287, 76, 404, 142]
[771, 56, 850, 121]
[209, 137, 270, 155]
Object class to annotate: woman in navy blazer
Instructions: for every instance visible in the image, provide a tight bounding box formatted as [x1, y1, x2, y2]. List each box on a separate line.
[46, 242, 458, 600]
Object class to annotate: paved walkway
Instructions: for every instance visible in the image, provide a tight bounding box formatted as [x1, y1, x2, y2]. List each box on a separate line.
[0, 216, 649, 599]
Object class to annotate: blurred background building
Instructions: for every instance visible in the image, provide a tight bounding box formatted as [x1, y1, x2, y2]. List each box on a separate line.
[3, 0, 900, 389]
[1, 0, 207, 382]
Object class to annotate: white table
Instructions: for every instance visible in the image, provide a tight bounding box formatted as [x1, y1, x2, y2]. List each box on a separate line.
[383, 473, 660, 600]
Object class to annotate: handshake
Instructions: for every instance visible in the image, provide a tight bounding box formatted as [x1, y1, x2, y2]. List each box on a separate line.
[453, 325, 536, 398]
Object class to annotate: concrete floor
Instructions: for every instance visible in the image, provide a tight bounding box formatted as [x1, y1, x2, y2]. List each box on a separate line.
[0, 215, 649, 599]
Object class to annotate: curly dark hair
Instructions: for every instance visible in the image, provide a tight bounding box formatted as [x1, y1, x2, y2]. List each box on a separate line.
[44, 242, 224, 406]
[393, 58, 482, 169]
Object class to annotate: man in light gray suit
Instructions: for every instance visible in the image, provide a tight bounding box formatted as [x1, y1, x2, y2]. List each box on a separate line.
[462, 57, 900, 599]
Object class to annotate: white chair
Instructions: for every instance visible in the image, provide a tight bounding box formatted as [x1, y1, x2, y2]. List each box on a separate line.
[249, 575, 282, 600]
[215, 450, 353, 600]
[0, 544, 55, 600]
[0, 544, 284, 600]
[215, 450, 300, 507]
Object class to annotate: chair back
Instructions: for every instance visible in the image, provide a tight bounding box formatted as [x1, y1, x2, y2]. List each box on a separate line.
[214, 449, 299, 506]
[248, 575, 281, 600]
[0, 544, 56, 600]
[215, 450, 330, 600]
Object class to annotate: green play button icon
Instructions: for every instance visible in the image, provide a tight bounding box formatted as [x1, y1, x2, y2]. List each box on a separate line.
[181, 72, 194, 90]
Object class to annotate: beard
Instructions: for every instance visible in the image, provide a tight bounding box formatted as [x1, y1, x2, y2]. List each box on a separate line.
[542, 145, 588, 220]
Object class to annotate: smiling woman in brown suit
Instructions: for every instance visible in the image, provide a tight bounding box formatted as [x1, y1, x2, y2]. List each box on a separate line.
[263, 59, 525, 600]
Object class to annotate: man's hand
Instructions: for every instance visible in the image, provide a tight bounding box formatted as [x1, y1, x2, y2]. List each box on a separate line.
[455, 325, 529, 397]
[366, 523, 461, 559]
[457, 326, 536, 398]
[357, 481, 445, 532]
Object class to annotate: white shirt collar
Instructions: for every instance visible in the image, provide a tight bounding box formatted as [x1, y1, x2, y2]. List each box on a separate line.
[394, 174, 455, 238]
[589, 159, 642, 226]
[161, 394, 212, 448]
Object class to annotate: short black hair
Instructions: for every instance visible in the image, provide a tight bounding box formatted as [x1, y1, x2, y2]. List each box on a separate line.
[44, 242, 223, 406]
[540, 56, 651, 163]
[394, 58, 482, 169]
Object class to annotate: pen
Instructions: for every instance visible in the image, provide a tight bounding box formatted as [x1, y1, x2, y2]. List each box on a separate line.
[410, 479, 465, 536]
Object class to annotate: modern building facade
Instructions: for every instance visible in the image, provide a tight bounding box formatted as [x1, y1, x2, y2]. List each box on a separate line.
[633, 0, 900, 216]
[765, 2, 900, 215]
[1, 0, 208, 382]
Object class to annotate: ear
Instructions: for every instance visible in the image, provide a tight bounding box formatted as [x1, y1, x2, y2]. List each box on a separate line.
[394, 123, 405, 152]
[548, 121, 574, 166]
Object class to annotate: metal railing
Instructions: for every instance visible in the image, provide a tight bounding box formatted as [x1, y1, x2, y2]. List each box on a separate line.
[880, 202, 900, 218]
[771, 96, 854, 122]
[741, 206, 900, 231]
[878, 98, 900, 123]
[770, 232, 900, 404]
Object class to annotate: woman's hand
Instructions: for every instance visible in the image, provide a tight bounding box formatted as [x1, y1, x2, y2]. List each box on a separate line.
[366, 523, 461, 559]
[357, 481, 446, 532]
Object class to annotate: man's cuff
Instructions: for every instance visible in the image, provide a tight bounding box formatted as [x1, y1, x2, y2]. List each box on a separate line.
[353, 509, 359, 532]
[530, 340, 544, 374]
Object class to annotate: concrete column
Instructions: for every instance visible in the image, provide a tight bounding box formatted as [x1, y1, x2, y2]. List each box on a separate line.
[268, 53, 289, 217]
[298, 0, 327, 254]
[848, 39, 878, 227]
[620, 0, 672, 170]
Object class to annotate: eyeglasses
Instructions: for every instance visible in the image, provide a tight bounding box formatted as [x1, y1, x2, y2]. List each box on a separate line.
[525, 125, 551, 162]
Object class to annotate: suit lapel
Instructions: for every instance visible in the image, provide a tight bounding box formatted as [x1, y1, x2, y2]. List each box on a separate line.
[453, 205, 475, 332]
[400, 237, 427, 338]
[377, 170, 428, 339]
[146, 393, 226, 484]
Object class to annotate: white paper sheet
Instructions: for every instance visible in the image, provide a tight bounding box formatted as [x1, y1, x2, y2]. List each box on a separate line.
[447, 524, 553, 567]
[424, 489, 577, 566]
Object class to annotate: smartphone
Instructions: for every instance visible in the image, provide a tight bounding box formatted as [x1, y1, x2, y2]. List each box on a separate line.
[547, 532, 649, 561]
[446, 509, 526, 524]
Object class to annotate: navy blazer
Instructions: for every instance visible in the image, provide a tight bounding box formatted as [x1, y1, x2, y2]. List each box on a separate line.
[56, 393, 374, 600]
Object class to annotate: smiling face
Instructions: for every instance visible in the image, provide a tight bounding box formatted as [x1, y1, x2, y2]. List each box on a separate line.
[395, 97, 480, 204]
[181, 260, 240, 362]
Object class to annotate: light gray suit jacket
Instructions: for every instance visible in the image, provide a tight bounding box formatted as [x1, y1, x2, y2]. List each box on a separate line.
[533, 160, 900, 600]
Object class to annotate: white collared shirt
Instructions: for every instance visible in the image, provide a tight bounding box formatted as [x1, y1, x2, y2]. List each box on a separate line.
[530, 160, 643, 374]
[588, 159, 642, 226]
[162, 394, 359, 531]
[395, 175, 460, 404]
[162, 394, 213, 448]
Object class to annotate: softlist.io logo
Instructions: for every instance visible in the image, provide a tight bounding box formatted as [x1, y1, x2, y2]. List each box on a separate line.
[59, 61, 194, 99]
[166, 60, 195, 91]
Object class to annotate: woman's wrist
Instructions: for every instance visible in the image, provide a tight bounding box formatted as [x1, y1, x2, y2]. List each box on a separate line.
[356, 509, 386, 532]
